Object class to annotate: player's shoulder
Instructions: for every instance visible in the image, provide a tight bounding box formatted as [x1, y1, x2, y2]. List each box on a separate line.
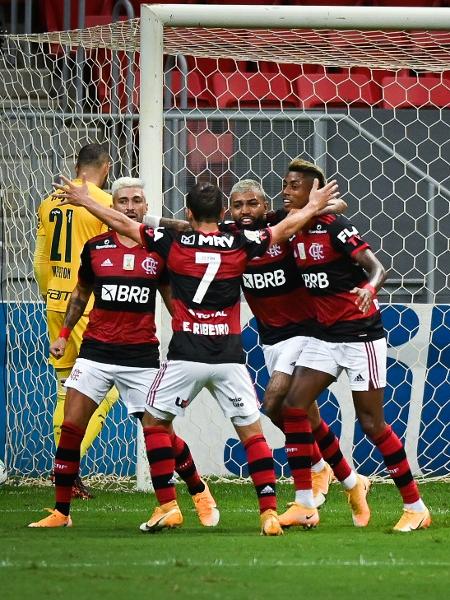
[219, 219, 239, 234]
[267, 208, 286, 225]
[37, 193, 59, 214]
[316, 213, 352, 230]
[85, 230, 116, 247]
[316, 213, 338, 226]
[86, 182, 112, 206]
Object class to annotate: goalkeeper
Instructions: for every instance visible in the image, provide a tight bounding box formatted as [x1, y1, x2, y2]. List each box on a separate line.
[33, 143, 119, 499]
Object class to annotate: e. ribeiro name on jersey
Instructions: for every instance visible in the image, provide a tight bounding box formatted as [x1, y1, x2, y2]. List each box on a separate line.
[140, 224, 272, 363]
[290, 214, 384, 342]
[77, 231, 166, 367]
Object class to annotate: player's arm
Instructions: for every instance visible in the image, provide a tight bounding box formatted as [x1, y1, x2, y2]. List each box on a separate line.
[350, 249, 387, 315]
[54, 174, 142, 244]
[33, 232, 49, 301]
[144, 214, 190, 232]
[269, 179, 339, 245]
[158, 283, 174, 316]
[49, 279, 94, 360]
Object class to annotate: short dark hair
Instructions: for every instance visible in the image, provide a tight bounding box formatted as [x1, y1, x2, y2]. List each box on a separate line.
[186, 182, 224, 222]
[76, 143, 110, 170]
[287, 157, 325, 188]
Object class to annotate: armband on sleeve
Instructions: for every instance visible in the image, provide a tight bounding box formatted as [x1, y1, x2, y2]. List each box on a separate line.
[363, 283, 377, 296]
[59, 327, 72, 340]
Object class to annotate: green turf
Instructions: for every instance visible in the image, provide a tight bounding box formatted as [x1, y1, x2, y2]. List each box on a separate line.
[0, 482, 448, 600]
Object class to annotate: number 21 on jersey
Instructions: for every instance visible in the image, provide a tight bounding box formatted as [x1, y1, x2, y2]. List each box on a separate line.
[49, 208, 73, 262]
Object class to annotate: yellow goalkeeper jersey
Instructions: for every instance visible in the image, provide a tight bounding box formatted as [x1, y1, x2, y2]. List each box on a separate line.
[35, 179, 112, 314]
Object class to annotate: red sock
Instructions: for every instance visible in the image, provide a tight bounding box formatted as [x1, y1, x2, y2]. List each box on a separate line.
[243, 434, 276, 513]
[311, 441, 322, 466]
[313, 419, 352, 481]
[54, 420, 85, 515]
[372, 425, 419, 504]
[283, 407, 313, 491]
[144, 426, 176, 504]
[171, 433, 204, 495]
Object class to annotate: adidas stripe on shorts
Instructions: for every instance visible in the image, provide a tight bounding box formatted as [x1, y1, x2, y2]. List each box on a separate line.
[145, 360, 261, 426]
[296, 337, 387, 391]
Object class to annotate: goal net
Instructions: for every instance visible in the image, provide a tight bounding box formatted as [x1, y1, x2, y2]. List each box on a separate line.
[0, 5, 448, 487]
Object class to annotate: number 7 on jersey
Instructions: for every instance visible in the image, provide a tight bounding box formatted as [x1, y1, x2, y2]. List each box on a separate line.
[192, 252, 221, 304]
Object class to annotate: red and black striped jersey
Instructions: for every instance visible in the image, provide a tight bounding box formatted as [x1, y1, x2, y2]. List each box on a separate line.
[140, 224, 272, 363]
[219, 221, 315, 345]
[290, 214, 385, 342]
[77, 231, 166, 367]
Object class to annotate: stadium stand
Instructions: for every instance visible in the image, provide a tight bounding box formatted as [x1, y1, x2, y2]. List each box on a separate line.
[381, 71, 450, 108]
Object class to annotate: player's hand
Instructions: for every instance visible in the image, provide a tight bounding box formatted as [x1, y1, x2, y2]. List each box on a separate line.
[317, 196, 348, 216]
[53, 173, 89, 206]
[308, 178, 340, 214]
[350, 286, 373, 314]
[50, 337, 67, 359]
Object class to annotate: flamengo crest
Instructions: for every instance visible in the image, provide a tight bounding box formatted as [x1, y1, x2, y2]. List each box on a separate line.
[141, 256, 158, 275]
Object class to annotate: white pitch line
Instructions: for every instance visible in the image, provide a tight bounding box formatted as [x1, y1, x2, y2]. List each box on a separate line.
[0, 558, 449, 569]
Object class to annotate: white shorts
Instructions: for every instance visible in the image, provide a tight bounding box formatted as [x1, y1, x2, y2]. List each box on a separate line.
[262, 335, 310, 376]
[296, 337, 387, 391]
[146, 360, 261, 426]
[65, 358, 158, 415]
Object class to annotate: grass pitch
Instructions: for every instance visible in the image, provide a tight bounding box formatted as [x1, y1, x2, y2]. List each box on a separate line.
[0, 481, 448, 600]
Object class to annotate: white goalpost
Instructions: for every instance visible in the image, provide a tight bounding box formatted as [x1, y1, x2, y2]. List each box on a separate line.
[0, 4, 449, 489]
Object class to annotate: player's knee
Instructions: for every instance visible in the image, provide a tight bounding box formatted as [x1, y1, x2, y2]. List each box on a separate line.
[263, 394, 283, 422]
[359, 417, 386, 440]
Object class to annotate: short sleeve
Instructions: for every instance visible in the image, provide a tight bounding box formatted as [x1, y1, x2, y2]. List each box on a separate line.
[328, 215, 370, 258]
[140, 225, 173, 260]
[241, 227, 272, 260]
[78, 243, 95, 285]
[219, 220, 239, 234]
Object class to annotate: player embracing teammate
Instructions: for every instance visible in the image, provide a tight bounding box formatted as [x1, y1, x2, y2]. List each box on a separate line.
[277, 158, 430, 532]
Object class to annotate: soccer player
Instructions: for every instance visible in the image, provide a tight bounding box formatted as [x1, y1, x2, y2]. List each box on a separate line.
[229, 179, 363, 515]
[51, 175, 339, 535]
[278, 158, 431, 532]
[33, 143, 118, 498]
[29, 178, 218, 528]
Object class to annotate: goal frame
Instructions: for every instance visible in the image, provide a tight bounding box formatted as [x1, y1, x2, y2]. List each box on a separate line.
[135, 4, 450, 489]
[139, 3, 450, 206]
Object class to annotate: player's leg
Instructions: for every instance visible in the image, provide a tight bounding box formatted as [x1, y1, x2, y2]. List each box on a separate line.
[40, 392, 96, 527]
[53, 367, 72, 447]
[69, 318, 119, 460]
[80, 386, 119, 458]
[124, 363, 217, 529]
[279, 365, 332, 528]
[139, 360, 206, 533]
[169, 431, 219, 527]
[263, 336, 340, 507]
[28, 359, 112, 528]
[352, 387, 430, 531]
[213, 363, 282, 535]
[234, 418, 282, 536]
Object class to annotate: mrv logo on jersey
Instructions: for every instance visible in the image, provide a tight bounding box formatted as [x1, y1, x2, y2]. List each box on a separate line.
[101, 284, 150, 303]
